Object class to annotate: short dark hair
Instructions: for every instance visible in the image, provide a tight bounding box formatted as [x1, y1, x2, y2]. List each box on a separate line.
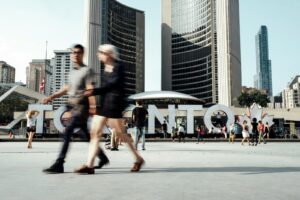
[136, 100, 142, 106]
[71, 44, 84, 53]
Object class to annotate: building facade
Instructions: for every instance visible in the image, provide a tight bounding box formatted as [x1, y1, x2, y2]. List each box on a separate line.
[0, 61, 15, 83]
[52, 50, 72, 109]
[282, 76, 300, 109]
[254, 25, 272, 96]
[161, 0, 241, 106]
[84, 0, 145, 97]
[26, 59, 52, 96]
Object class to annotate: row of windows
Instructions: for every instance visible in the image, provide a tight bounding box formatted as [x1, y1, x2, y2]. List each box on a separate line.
[173, 68, 211, 80]
[172, 46, 211, 64]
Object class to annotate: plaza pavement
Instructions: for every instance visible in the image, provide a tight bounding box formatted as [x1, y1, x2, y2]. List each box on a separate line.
[0, 141, 299, 200]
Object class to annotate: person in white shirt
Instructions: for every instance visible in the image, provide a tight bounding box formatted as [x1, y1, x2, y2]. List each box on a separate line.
[177, 124, 185, 143]
[26, 110, 40, 149]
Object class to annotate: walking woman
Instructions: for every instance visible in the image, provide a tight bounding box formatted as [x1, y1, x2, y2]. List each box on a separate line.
[241, 120, 250, 145]
[75, 44, 144, 174]
[26, 110, 40, 149]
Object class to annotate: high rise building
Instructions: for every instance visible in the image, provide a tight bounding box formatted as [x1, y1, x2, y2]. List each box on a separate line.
[84, 0, 145, 97]
[254, 25, 272, 96]
[0, 61, 15, 83]
[26, 59, 52, 96]
[52, 50, 72, 109]
[282, 75, 300, 109]
[161, 0, 241, 106]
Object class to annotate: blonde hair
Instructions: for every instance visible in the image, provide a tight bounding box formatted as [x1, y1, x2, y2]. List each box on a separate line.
[27, 110, 35, 118]
[98, 44, 119, 60]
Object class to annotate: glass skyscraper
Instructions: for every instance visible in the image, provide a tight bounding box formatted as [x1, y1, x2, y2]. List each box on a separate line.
[85, 0, 145, 97]
[254, 25, 272, 96]
[162, 0, 241, 106]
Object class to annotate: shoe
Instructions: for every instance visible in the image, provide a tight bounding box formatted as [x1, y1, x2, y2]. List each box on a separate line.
[43, 162, 64, 174]
[94, 159, 110, 169]
[131, 159, 145, 172]
[142, 148, 146, 151]
[111, 148, 119, 151]
[74, 165, 94, 174]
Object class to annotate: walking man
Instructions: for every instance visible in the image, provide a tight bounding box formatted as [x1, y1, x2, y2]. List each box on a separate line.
[132, 100, 148, 150]
[161, 120, 168, 138]
[42, 44, 109, 173]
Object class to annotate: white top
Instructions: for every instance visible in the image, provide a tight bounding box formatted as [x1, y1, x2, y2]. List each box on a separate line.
[178, 126, 185, 133]
[27, 116, 37, 127]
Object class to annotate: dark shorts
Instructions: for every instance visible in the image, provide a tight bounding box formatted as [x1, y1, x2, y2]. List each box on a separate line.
[27, 126, 36, 132]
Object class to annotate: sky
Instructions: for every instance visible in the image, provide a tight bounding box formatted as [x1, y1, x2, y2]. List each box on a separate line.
[0, 0, 299, 95]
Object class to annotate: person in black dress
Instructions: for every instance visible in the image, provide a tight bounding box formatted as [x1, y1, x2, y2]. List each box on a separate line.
[251, 118, 259, 146]
[75, 44, 144, 174]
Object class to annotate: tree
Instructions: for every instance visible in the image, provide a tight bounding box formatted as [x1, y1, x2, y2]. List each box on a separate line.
[238, 90, 270, 107]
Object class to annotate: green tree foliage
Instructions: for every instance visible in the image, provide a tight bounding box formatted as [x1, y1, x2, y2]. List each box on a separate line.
[238, 90, 270, 107]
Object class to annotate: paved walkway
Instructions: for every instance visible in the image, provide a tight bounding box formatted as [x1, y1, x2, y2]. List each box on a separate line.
[0, 142, 299, 200]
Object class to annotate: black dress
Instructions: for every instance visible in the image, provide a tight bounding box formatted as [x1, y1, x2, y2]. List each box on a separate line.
[92, 62, 126, 118]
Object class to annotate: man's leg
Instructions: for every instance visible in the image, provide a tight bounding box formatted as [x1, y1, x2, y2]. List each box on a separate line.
[134, 127, 139, 150]
[43, 114, 79, 173]
[141, 127, 146, 150]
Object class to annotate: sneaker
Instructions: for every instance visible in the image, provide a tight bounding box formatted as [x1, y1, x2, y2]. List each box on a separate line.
[74, 165, 94, 174]
[142, 148, 146, 151]
[94, 159, 110, 169]
[43, 162, 64, 174]
[111, 148, 119, 151]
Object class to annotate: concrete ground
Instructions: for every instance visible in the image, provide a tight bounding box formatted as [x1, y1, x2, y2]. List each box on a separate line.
[0, 141, 299, 200]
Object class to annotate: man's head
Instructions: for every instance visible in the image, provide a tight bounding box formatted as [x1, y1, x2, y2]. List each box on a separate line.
[71, 44, 84, 66]
[136, 100, 142, 106]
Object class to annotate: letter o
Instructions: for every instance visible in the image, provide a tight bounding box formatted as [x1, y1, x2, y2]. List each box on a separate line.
[204, 104, 235, 133]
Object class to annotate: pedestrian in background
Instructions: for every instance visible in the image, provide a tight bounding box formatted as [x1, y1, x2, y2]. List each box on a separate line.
[258, 120, 266, 144]
[264, 122, 270, 140]
[161, 120, 168, 138]
[251, 118, 259, 146]
[26, 110, 40, 149]
[196, 125, 205, 144]
[132, 100, 148, 151]
[241, 120, 250, 145]
[178, 123, 185, 143]
[229, 123, 235, 143]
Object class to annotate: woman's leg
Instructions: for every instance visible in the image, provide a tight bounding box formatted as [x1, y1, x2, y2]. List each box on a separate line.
[109, 119, 143, 163]
[27, 131, 34, 148]
[86, 116, 107, 168]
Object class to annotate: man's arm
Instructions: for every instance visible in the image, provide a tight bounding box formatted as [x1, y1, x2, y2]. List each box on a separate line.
[42, 85, 69, 104]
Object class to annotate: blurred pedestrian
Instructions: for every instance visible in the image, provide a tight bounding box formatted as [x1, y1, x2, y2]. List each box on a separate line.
[75, 44, 144, 174]
[42, 44, 109, 174]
